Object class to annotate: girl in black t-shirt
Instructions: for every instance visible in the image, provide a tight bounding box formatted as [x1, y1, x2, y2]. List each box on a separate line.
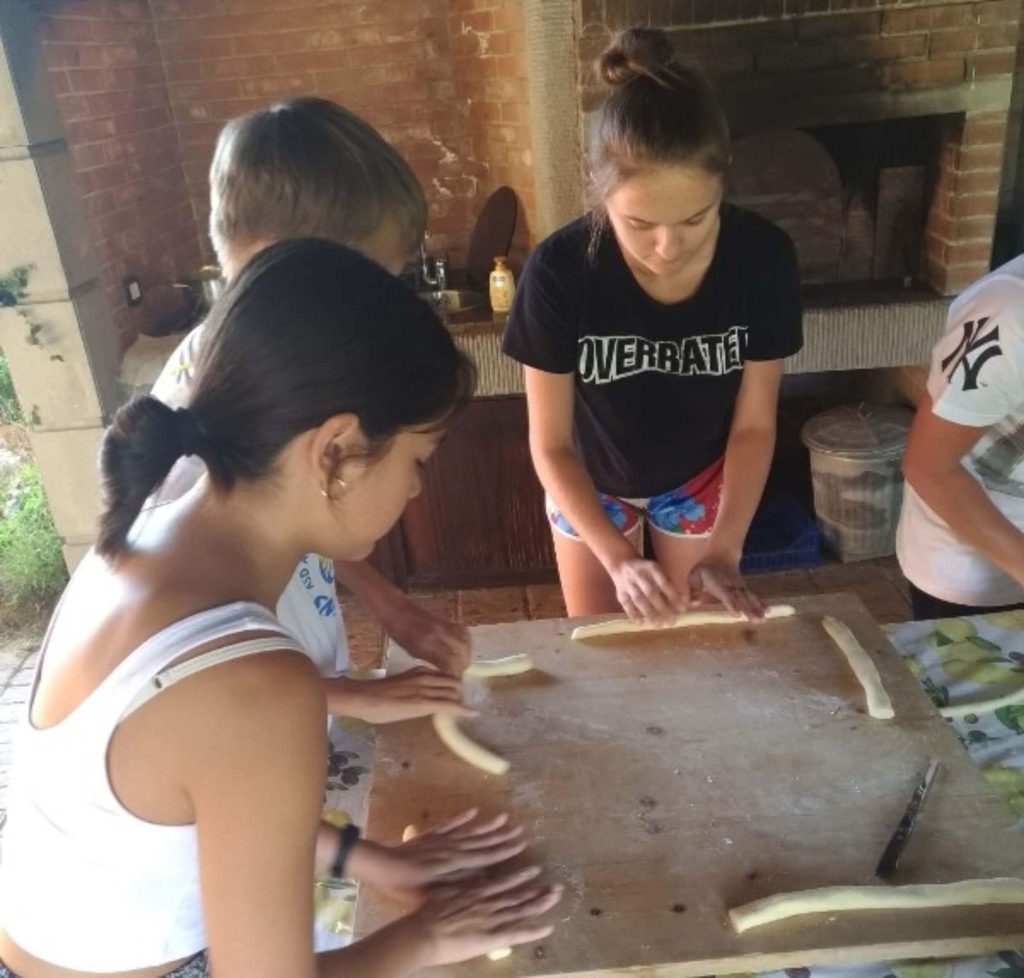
[503, 27, 803, 624]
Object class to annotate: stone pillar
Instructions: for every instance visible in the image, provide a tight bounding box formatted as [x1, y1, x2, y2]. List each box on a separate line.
[522, 0, 584, 238]
[0, 0, 120, 571]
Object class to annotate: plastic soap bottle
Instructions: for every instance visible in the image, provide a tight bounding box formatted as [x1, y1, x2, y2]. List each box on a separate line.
[489, 256, 515, 314]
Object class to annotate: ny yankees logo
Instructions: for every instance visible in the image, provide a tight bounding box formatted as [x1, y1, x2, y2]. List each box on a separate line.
[940, 317, 1002, 391]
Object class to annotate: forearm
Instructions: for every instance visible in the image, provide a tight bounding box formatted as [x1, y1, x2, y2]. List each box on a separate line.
[907, 463, 1024, 583]
[319, 917, 430, 978]
[340, 837, 389, 884]
[322, 675, 367, 719]
[334, 559, 407, 624]
[708, 427, 775, 558]
[532, 444, 634, 569]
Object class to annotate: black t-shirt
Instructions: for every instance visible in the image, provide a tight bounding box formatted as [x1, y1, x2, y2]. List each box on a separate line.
[503, 205, 803, 498]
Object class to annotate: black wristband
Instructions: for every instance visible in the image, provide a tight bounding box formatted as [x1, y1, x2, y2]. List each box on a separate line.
[329, 823, 361, 879]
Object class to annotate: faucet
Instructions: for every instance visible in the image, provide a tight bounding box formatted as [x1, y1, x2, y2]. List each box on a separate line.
[420, 236, 448, 292]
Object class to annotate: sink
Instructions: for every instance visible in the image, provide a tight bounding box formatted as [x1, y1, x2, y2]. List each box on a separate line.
[417, 289, 487, 317]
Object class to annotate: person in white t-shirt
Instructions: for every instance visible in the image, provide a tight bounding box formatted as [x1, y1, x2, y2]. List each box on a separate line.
[897, 253, 1024, 619]
[153, 98, 473, 721]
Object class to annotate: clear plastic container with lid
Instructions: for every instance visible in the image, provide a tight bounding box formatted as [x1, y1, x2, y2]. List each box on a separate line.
[800, 404, 913, 562]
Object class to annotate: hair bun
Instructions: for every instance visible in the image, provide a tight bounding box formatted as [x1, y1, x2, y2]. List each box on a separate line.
[598, 27, 676, 86]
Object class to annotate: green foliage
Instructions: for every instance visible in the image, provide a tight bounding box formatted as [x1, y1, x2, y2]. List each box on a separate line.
[0, 350, 23, 425]
[0, 267, 64, 617]
[0, 461, 66, 611]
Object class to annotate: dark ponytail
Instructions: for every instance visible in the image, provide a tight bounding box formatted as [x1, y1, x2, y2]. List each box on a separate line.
[97, 239, 475, 558]
[589, 27, 731, 226]
[98, 399, 200, 556]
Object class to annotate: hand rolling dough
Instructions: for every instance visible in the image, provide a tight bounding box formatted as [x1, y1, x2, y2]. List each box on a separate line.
[570, 605, 796, 642]
[729, 877, 1024, 934]
[402, 824, 512, 961]
[821, 615, 895, 720]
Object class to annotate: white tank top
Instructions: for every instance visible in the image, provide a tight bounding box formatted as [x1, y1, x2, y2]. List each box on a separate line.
[0, 593, 306, 971]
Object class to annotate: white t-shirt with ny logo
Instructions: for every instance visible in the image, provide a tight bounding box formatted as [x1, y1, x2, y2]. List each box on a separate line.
[898, 253, 1024, 606]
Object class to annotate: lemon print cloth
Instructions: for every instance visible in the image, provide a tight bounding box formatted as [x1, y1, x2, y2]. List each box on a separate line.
[753, 611, 1024, 978]
[313, 712, 376, 953]
[892, 611, 1024, 824]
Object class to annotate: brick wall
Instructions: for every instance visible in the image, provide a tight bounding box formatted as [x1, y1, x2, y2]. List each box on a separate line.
[36, 0, 1019, 339]
[152, 0, 465, 268]
[450, 0, 536, 268]
[582, 0, 1020, 84]
[40, 0, 203, 350]
[151, 0, 534, 272]
[999, 0, 1024, 213]
[926, 109, 1009, 291]
[581, 0, 1021, 293]
[37, 0, 535, 353]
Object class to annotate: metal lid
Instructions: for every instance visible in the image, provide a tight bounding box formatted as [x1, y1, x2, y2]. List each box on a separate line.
[801, 404, 913, 459]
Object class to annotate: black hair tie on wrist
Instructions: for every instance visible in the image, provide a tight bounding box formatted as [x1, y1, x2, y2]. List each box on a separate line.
[174, 407, 207, 458]
[330, 823, 361, 879]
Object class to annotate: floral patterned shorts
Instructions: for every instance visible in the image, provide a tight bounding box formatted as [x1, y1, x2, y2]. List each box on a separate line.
[547, 457, 724, 540]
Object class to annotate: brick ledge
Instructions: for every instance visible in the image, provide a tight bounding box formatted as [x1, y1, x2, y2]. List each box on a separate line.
[456, 297, 951, 397]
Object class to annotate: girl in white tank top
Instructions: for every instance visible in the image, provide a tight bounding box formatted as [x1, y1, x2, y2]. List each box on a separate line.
[0, 241, 560, 978]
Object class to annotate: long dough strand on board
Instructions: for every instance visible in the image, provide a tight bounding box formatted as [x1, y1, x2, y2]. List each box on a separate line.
[941, 685, 1024, 719]
[401, 823, 511, 961]
[820, 615, 896, 720]
[729, 877, 1024, 934]
[570, 604, 796, 642]
[432, 653, 535, 777]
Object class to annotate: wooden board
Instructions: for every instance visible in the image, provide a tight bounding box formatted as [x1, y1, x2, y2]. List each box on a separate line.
[354, 593, 1024, 977]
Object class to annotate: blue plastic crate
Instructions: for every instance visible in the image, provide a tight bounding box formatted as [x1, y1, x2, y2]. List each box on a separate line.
[740, 494, 821, 574]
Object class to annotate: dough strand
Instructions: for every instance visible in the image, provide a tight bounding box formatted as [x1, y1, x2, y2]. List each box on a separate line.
[433, 715, 510, 776]
[432, 654, 535, 776]
[821, 615, 896, 720]
[729, 877, 1024, 934]
[571, 605, 796, 642]
[465, 654, 534, 679]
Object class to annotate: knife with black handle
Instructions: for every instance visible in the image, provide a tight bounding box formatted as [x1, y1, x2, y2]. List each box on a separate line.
[875, 758, 940, 881]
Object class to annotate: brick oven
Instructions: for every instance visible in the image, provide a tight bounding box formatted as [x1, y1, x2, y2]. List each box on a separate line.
[570, 1, 1022, 370]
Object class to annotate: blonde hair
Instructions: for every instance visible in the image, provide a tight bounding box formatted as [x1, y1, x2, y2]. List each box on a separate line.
[209, 97, 426, 266]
